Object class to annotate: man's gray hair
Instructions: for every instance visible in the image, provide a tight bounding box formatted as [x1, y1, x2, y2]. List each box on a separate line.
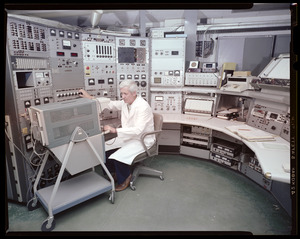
[119, 79, 138, 93]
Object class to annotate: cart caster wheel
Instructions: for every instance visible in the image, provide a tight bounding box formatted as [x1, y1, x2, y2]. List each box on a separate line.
[109, 191, 115, 204]
[27, 198, 39, 211]
[130, 183, 136, 191]
[160, 175, 164, 181]
[41, 217, 56, 232]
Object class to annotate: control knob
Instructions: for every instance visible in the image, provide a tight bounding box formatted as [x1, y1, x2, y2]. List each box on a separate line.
[271, 126, 276, 130]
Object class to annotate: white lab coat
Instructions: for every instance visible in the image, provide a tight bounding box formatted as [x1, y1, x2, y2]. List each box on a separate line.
[96, 96, 155, 165]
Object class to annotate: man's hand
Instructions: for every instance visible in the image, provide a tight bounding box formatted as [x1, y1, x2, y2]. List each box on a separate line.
[104, 125, 117, 134]
[78, 89, 94, 99]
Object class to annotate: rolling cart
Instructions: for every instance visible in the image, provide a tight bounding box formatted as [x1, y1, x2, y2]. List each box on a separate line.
[27, 126, 115, 231]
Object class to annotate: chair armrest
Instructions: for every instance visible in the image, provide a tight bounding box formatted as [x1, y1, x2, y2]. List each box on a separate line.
[140, 130, 162, 157]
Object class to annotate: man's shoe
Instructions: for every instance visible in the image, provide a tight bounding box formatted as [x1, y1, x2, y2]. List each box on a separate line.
[115, 174, 132, 192]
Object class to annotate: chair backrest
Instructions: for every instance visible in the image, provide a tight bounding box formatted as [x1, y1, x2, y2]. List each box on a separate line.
[153, 113, 163, 132]
[132, 113, 163, 163]
[145, 113, 163, 158]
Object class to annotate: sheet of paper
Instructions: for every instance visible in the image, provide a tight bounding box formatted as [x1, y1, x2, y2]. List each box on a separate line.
[226, 124, 275, 141]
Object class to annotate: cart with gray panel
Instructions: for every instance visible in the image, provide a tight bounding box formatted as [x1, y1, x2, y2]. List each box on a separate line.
[27, 99, 115, 231]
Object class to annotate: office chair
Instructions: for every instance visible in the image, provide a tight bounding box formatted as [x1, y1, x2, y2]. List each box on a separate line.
[130, 113, 164, 190]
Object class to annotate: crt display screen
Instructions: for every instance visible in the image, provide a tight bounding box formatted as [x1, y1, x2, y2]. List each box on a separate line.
[118, 47, 135, 63]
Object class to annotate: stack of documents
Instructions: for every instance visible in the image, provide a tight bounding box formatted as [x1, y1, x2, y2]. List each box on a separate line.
[226, 124, 275, 141]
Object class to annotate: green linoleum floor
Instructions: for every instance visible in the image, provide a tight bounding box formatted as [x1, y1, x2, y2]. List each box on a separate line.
[6, 154, 292, 235]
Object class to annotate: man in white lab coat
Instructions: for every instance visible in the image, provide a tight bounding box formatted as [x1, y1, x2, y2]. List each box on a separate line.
[79, 80, 155, 191]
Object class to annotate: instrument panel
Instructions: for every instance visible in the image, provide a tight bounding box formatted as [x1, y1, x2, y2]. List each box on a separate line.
[247, 100, 290, 141]
[150, 38, 186, 86]
[116, 37, 150, 101]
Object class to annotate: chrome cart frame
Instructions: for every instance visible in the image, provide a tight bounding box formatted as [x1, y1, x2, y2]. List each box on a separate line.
[27, 127, 115, 231]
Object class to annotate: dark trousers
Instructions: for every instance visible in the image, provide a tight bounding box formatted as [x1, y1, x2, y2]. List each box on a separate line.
[105, 149, 131, 184]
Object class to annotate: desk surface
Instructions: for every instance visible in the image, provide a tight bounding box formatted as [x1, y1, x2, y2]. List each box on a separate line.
[161, 113, 290, 184]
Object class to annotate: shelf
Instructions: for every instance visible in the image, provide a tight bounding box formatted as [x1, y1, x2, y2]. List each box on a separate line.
[150, 86, 289, 105]
[150, 86, 217, 94]
[180, 145, 210, 159]
[36, 171, 112, 215]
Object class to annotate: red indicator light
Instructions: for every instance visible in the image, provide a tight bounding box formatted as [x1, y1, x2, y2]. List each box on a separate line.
[57, 51, 65, 56]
